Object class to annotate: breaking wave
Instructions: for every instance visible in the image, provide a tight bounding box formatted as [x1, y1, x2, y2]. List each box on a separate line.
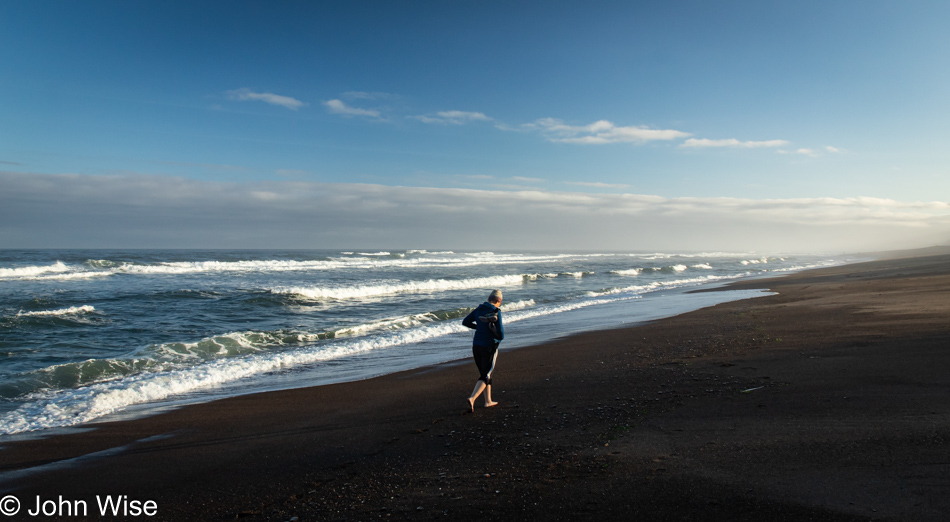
[586, 273, 752, 297]
[610, 268, 642, 276]
[16, 305, 96, 317]
[271, 274, 530, 301]
[0, 253, 595, 281]
[0, 261, 71, 279]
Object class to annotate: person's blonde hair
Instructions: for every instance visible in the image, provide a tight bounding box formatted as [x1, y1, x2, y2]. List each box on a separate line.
[488, 289, 503, 303]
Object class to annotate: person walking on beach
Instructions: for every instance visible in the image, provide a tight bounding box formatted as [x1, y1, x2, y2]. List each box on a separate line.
[462, 289, 505, 412]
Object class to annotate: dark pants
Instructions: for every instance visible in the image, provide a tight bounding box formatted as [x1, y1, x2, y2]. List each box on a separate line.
[472, 343, 499, 385]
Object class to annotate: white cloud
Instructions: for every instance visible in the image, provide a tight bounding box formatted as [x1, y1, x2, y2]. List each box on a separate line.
[324, 99, 381, 118]
[681, 138, 789, 149]
[564, 181, 630, 190]
[3, 171, 947, 252]
[525, 118, 690, 144]
[413, 110, 492, 125]
[512, 176, 545, 183]
[226, 88, 307, 110]
[825, 146, 841, 153]
[796, 148, 820, 157]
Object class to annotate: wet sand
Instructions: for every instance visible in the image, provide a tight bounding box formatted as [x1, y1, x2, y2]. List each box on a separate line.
[2, 252, 949, 521]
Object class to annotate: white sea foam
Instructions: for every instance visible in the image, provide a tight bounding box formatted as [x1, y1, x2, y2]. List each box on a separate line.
[85, 259, 119, 268]
[0, 261, 70, 278]
[272, 274, 529, 300]
[500, 299, 536, 311]
[331, 318, 423, 338]
[587, 282, 662, 297]
[503, 294, 638, 324]
[0, 262, 110, 281]
[764, 259, 839, 273]
[2, 253, 773, 281]
[0, 261, 92, 280]
[114, 259, 346, 275]
[692, 263, 714, 269]
[151, 331, 306, 362]
[533, 271, 592, 278]
[647, 265, 689, 273]
[31, 272, 113, 281]
[586, 273, 753, 297]
[16, 305, 96, 317]
[83, 253, 576, 276]
[0, 253, 624, 281]
[404, 250, 455, 255]
[610, 268, 642, 276]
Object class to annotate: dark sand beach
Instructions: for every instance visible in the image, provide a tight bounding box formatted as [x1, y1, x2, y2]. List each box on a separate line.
[2, 252, 949, 521]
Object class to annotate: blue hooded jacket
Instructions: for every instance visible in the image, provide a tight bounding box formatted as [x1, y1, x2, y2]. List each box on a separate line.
[462, 301, 504, 347]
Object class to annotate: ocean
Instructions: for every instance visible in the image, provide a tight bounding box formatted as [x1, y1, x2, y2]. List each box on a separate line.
[0, 250, 847, 436]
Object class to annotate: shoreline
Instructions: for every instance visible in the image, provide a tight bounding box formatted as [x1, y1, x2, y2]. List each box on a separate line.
[1, 251, 948, 520]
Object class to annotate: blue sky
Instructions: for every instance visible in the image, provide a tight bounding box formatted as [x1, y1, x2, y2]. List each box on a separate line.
[2, 1, 949, 251]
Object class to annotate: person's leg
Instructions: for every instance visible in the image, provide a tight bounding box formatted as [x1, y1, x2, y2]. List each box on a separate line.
[483, 345, 499, 407]
[468, 380, 486, 412]
[469, 344, 491, 412]
[470, 344, 500, 410]
[483, 384, 497, 408]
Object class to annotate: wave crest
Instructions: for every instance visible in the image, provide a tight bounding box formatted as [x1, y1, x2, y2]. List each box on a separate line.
[0, 261, 70, 279]
[16, 305, 96, 317]
[272, 274, 529, 300]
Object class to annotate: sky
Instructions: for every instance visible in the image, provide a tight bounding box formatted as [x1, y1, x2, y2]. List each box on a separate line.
[2, 0, 949, 252]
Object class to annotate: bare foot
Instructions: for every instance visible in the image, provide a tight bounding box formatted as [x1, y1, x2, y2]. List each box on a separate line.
[484, 401, 498, 408]
[467, 397, 475, 413]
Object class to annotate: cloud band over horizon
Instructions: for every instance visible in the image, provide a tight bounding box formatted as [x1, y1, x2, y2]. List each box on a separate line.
[2, 171, 947, 252]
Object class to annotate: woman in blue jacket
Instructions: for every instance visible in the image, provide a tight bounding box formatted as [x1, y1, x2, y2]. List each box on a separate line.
[462, 289, 504, 412]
